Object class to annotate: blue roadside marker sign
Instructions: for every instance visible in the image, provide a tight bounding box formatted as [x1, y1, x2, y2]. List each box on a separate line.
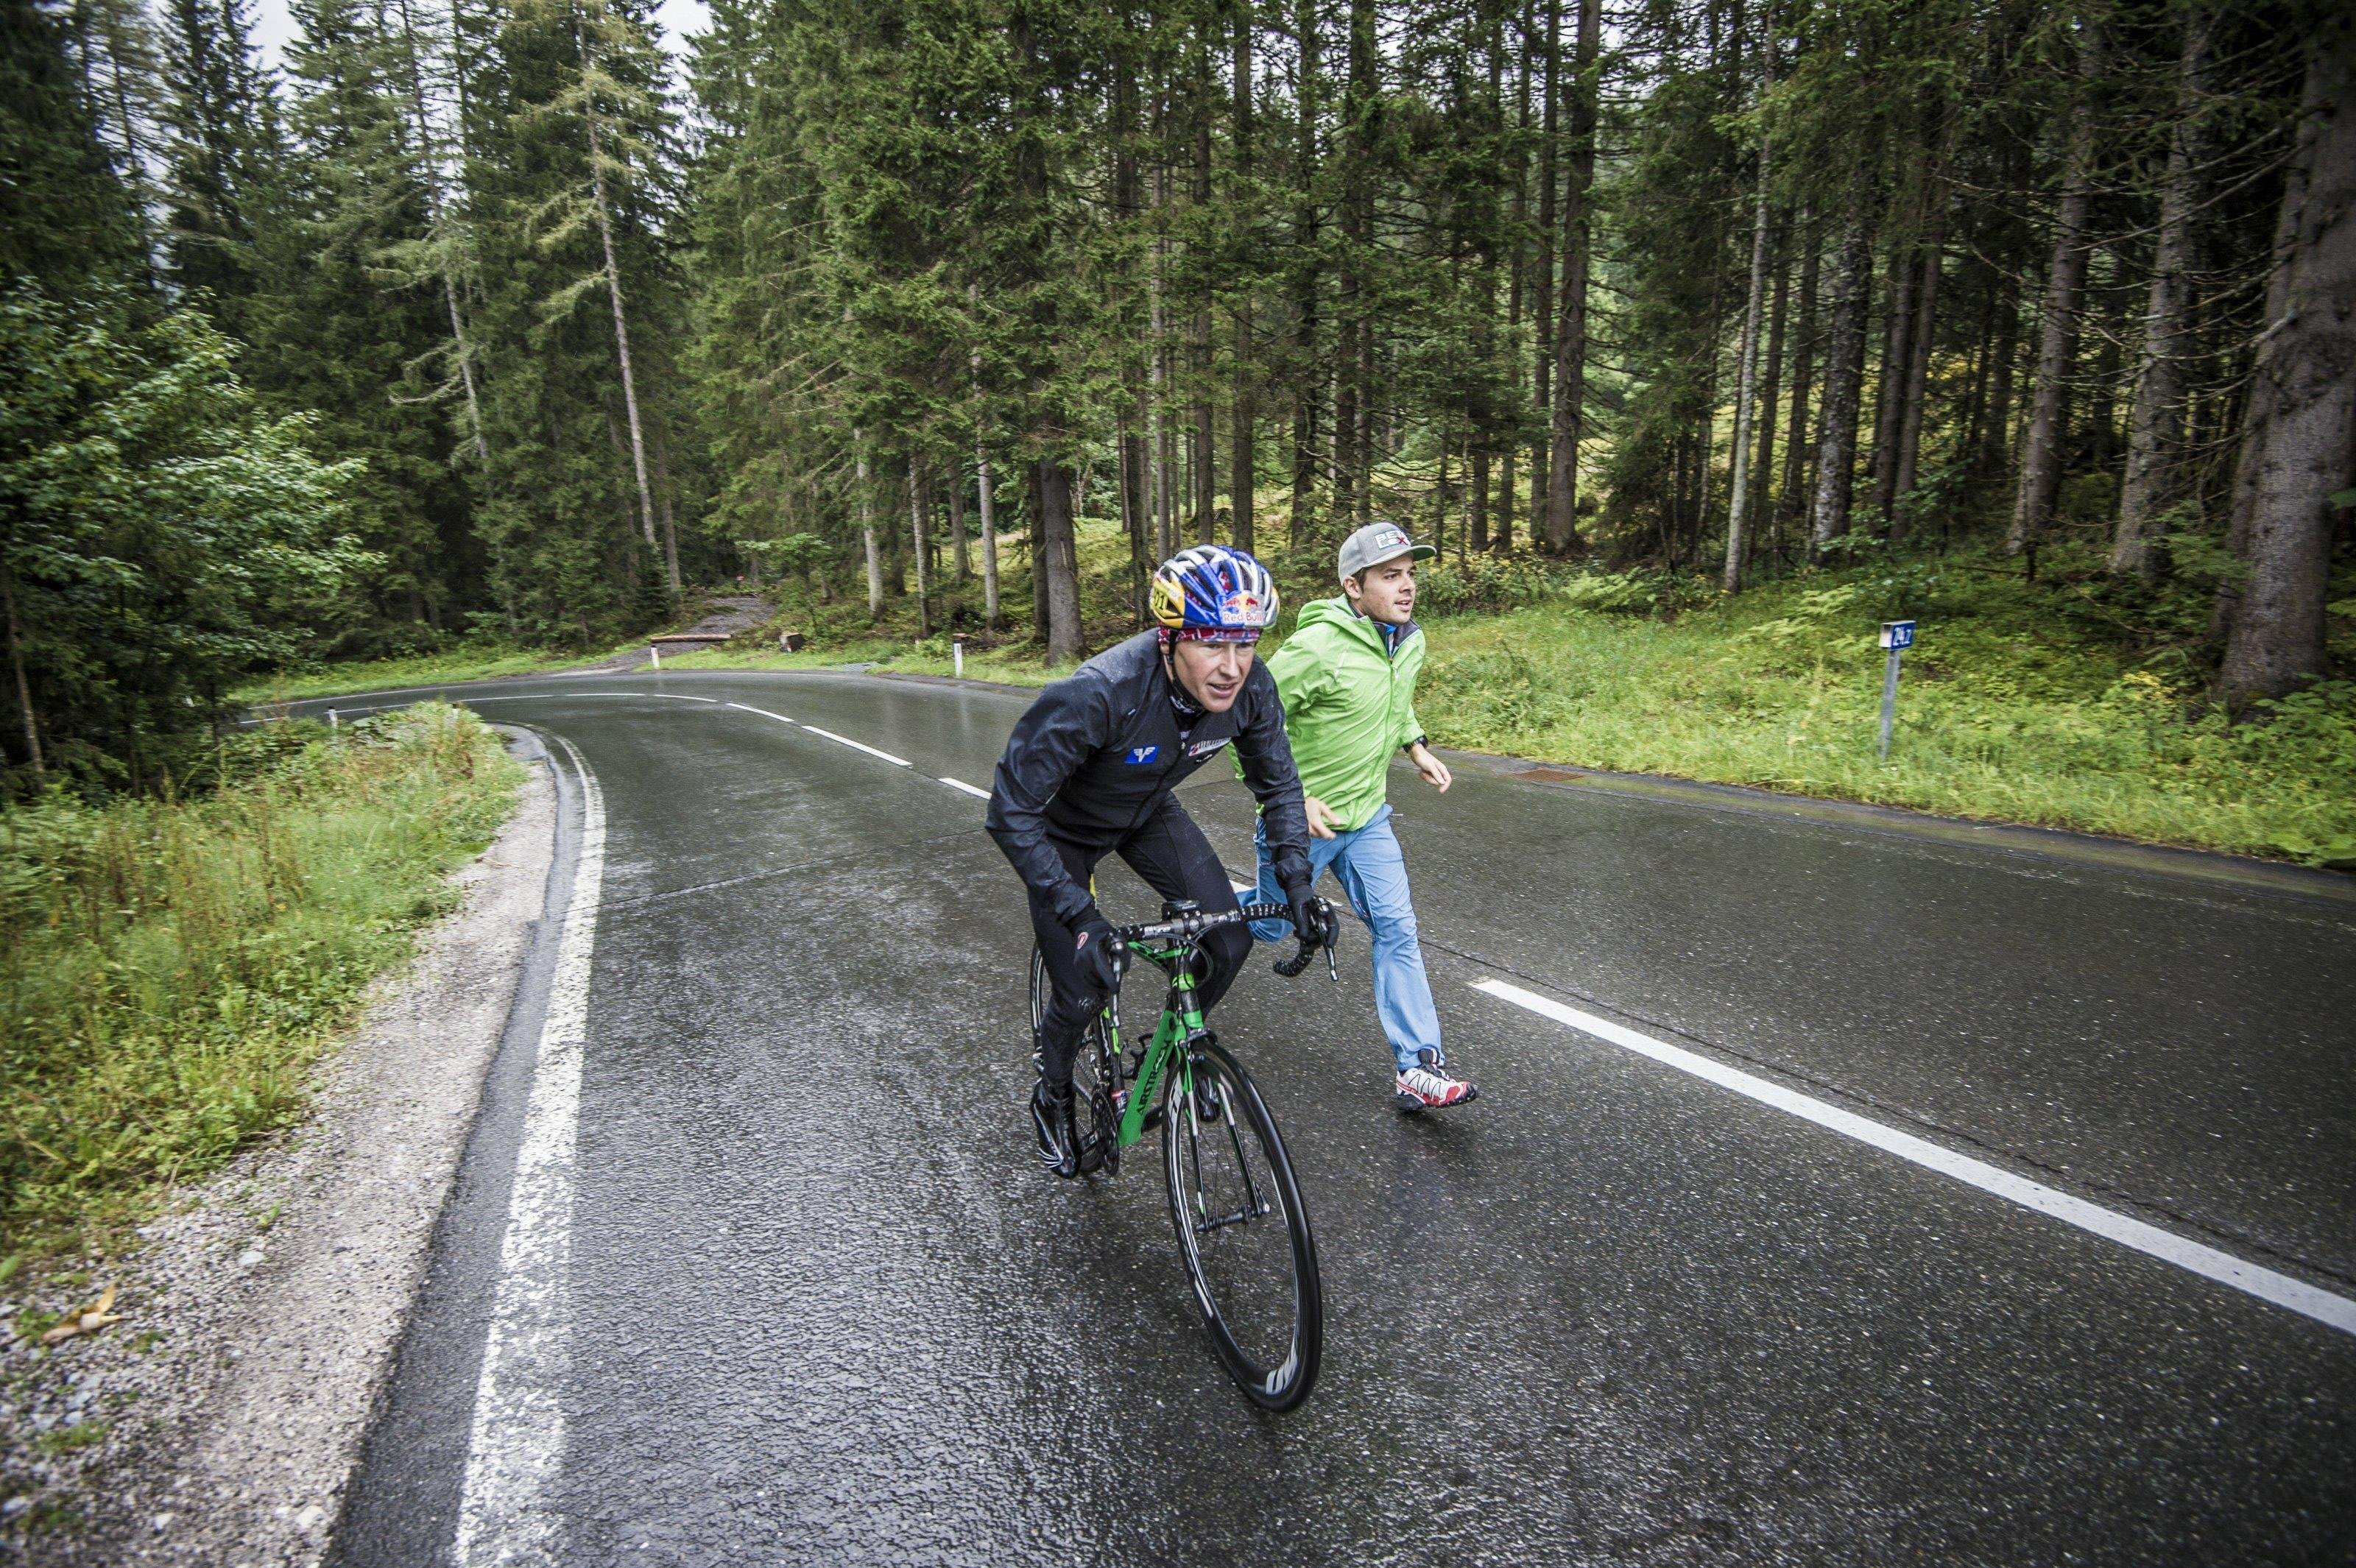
[1877, 621, 1916, 763]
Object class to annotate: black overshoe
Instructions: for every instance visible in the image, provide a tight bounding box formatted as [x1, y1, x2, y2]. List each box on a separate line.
[1031, 1078, 1082, 1179]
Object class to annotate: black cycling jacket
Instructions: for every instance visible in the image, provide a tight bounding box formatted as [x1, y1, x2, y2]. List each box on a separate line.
[987, 631, 1313, 929]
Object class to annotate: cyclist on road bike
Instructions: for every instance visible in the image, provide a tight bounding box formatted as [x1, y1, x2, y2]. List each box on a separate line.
[987, 545, 1322, 1179]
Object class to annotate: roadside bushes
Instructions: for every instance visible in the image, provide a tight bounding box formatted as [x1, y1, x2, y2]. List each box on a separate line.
[0, 705, 520, 1264]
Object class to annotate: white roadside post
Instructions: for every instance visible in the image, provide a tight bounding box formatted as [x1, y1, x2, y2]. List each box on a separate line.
[953, 633, 967, 679]
[328, 708, 338, 730]
[1877, 619, 1916, 765]
[649, 643, 661, 671]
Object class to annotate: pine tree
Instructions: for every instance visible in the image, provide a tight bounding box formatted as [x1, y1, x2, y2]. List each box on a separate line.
[160, 0, 279, 328]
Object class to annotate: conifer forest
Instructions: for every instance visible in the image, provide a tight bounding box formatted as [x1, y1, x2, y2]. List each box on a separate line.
[0, 0, 2349, 791]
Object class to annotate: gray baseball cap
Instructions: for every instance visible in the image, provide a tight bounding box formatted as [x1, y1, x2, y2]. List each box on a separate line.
[1337, 521, 1437, 585]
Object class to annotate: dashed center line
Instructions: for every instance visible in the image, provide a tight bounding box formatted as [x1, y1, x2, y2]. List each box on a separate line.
[725, 701, 797, 725]
[1470, 977, 2356, 1340]
[939, 777, 992, 799]
[801, 725, 911, 767]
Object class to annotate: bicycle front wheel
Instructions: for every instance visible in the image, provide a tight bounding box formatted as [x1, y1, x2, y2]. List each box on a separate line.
[1161, 1039, 1322, 1410]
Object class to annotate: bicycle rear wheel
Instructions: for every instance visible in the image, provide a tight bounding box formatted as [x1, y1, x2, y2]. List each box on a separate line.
[1161, 1039, 1322, 1410]
[1029, 943, 1117, 1174]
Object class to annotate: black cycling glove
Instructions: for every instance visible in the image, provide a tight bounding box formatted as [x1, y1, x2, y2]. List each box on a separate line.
[1074, 912, 1122, 995]
[1284, 882, 1323, 947]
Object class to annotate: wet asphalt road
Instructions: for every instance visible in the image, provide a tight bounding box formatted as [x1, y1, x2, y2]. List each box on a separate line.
[314, 670, 2356, 1566]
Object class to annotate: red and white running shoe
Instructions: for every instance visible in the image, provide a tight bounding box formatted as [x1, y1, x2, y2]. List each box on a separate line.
[1395, 1049, 1478, 1113]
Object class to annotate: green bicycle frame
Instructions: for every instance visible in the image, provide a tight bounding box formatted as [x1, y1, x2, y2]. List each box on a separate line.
[1107, 942, 1204, 1149]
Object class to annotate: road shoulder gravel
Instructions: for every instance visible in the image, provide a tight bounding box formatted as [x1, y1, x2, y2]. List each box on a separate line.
[0, 740, 557, 1567]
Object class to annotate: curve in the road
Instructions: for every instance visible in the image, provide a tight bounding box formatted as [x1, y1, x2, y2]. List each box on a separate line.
[332, 678, 2356, 1346]
[303, 673, 2356, 1563]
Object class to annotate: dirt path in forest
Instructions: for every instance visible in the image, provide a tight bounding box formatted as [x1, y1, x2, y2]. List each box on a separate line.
[565, 594, 774, 674]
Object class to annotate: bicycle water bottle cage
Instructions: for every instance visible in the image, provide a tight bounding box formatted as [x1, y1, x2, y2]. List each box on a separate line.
[1161, 899, 1201, 919]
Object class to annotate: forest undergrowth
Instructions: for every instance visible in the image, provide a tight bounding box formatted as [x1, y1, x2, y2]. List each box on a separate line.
[0, 707, 521, 1285]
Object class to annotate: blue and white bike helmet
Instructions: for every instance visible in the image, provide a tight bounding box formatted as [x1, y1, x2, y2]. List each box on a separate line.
[1150, 545, 1280, 643]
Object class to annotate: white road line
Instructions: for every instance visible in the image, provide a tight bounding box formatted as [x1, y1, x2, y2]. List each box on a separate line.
[1470, 977, 2356, 1340]
[939, 777, 991, 799]
[455, 735, 605, 1564]
[802, 725, 911, 767]
[725, 701, 797, 725]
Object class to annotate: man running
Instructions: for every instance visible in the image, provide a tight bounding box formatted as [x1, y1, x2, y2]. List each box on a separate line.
[1248, 521, 1477, 1114]
[987, 545, 1322, 1177]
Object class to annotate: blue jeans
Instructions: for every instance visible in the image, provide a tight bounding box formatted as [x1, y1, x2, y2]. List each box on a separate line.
[1251, 803, 1443, 1073]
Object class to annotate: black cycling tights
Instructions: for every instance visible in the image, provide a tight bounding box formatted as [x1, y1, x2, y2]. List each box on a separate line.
[1028, 801, 1249, 1089]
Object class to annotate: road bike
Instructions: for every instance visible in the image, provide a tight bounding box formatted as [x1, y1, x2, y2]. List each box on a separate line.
[1029, 897, 1340, 1411]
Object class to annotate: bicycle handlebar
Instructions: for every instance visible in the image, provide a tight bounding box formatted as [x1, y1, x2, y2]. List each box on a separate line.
[1112, 898, 1340, 984]
[1112, 901, 1291, 946]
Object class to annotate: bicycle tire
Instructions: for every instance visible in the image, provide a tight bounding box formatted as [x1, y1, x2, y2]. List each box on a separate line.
[1161, 1039, 1322, 1410]
[1029, 943, 1117, 1174]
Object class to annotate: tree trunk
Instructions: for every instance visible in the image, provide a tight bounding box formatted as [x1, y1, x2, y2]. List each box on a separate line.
[1470, 448, 1489, 554]
[2212, 51, 2320, 641]
[1498, 0, 1532, 554]
[1721, 23, 1774, 591]
[856, 438, 883, 618]
[976, 444, 1001, 629]
[1231, 0, 1256, 554]
[2008, 20, 2109, 556]
[1353, 301, 1375, 525]
[2112, 5, 2212, 580]
[950, 462, 971, 581]
[2, 561, 42, 777]
[1978, 286, 2022, 482]
[1810, 164, 1877, 555]
[1150, 140, 1176, 560]
[970, 309, 1003, 630]
[1193, 38, 1217, 547]
[910, 464, 932, 639]
[1529, 0, 1560, 529]
[1780, 219, 1820, 554]
[1121, 419, 1147, 616]
[1332, 0, 1375, 526]
[654, 429, 682, 593]
[1888, 178, 1947, 541]
[1755, 234, 1790, 536]
[1868, 226, 1918, 525]
[1027, 476, 1048, 634]
[2219, 25, 2354, 710]
[579, 67, 666, 587]
[1288, 0, 1320, 548]
[1544, 0, 1601, 554]
[1037, 459, 1084, 664]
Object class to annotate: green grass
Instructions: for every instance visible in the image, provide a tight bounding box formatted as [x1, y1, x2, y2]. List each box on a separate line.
[1415, 583, 2356, 865]
[0, 706, 523, 1264]
[232, 638, 639, 702]
[31, 1422, 105, 1456]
